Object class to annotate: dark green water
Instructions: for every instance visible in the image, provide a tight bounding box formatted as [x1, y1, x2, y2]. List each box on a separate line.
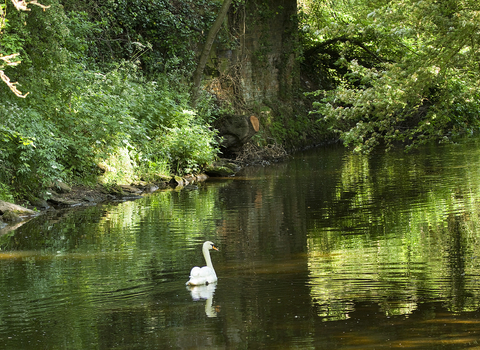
[2, 140, 480, 349]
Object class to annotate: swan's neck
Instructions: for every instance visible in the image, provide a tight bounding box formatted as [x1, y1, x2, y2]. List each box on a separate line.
[203, 246, 216, 274]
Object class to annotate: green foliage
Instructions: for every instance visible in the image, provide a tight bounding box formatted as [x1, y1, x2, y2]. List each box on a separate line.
[0, 182, 14, 202]
[0, 63, 219, 192]
[302, 0, 480, 152]
[0, 103, 67, 195]
[61, 0, 220, 73]
[156, 117, 220, 175]
[0, 1, 221, 198]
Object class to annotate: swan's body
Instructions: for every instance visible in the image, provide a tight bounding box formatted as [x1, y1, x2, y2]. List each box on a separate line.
[186, 241, 218, 286]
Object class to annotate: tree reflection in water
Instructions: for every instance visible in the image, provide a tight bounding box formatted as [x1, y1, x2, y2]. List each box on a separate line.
[2, 140, 480, 348]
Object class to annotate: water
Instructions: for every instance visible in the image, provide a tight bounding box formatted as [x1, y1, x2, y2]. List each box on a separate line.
[2, 139, 480, 349]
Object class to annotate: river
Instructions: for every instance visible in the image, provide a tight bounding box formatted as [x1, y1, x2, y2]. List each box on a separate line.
[2, 139, 480, 349]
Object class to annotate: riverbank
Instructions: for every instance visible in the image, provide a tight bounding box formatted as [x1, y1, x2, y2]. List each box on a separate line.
[0, 177, 203, 235]
[0, 157, 248, 229]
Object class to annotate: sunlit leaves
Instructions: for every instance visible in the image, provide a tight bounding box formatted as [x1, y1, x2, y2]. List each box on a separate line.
[303, 0, 480, 152]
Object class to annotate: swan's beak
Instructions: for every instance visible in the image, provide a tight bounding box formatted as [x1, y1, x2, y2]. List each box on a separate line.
[212, 245, 219, 251]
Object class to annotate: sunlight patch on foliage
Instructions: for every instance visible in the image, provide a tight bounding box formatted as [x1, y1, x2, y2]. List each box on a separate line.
[302, 0, 480, 152]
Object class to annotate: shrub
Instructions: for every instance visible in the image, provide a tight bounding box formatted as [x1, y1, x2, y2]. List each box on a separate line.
[156, 119, 220, 175]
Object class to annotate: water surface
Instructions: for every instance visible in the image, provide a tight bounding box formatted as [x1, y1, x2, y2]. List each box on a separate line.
[2, 140, 480, 349]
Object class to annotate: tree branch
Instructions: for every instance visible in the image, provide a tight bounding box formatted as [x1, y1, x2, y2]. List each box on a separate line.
[191, 0, 233, 107]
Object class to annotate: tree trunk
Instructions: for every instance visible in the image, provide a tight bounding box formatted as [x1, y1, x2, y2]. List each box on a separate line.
[191, 0, 233, 107]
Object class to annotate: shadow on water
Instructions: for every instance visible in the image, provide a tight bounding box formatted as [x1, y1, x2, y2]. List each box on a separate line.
[2, 140, 480, 348]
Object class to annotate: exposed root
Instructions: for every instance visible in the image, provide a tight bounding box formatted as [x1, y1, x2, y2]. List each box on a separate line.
[235, 142, 288, 165]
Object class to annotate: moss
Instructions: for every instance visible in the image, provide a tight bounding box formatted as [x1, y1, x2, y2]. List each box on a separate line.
[2, 210, 22, 223]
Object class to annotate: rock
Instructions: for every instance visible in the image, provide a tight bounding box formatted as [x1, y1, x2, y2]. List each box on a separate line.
[214, 114, 259, 154]
[28, 197, 50, 210]
[204, 161, 238, 177]
[47, 195, 82, 207]
[225, 162, 242, 172]
[184, 175, 196, 184]
[0, 200, 35, 216]
[119, 185, 142, 194]
[132, 181, 149, 187]
[51, 181, 72, 194]
[143, 184, 159, 193]
[101, 184, 123, 196]
[171, 176, 185, 187]
[153, 174, 173, 183]
[195, 174, 209, 182]
[2, 210, 22, 223]
[155, 182, 167, 190]
[205, 166, 236, 177]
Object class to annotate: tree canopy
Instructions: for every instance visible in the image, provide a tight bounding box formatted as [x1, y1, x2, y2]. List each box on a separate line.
[3, 0, 480, 201]
[301, 0, 480, 152]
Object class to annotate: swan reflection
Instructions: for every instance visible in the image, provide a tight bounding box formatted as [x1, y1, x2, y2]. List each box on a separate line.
[187, 283, 218, 318]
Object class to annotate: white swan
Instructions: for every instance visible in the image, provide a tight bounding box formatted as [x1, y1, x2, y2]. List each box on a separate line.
[186, 241, 218, 286]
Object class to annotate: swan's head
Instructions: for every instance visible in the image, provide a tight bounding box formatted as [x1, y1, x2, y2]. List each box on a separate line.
[203, 241, 219, 251]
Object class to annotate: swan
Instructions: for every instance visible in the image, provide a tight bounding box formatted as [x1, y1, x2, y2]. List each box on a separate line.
[186, 241, 218, 286]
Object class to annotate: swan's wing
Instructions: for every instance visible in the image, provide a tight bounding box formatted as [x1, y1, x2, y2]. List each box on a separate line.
[187, 266, 217, 286]
[197, 266, 215, 277]
[206, 274, 218, 284]
[189, 266, 202, 277]
[199, 266, 217, 284]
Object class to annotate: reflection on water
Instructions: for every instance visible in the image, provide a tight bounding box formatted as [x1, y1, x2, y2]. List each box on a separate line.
[2, 139, 480, 348]
[187, 283, 217, 317]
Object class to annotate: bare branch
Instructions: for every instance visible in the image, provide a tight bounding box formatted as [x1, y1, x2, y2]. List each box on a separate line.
[0, 53, 21, 66]
[0, 70, 29, 98]
[11, 0, 50, 11]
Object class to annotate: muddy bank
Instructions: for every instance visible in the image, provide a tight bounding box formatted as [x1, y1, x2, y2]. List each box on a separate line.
[0, 158, 246, 232]
[0, 176, 204, 235]
[29, 174, 213, 211]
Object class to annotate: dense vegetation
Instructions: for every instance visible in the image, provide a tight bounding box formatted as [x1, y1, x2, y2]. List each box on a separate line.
[300, 0, 480, 153]
[2, 0, 480, 202]
[0, 0, 223, 201]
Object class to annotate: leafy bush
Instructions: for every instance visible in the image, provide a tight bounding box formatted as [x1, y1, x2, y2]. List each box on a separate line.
[0, 62, 220, 194]
[0, 183, 14, 202]
[302, 0, 480, 153]
[0, 103, 67, 194]
[154, 110, 220, 175]
[0, 0, 223, 199]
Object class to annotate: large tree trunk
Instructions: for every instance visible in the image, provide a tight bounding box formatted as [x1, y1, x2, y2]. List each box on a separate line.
[191, 0, 233, 107]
